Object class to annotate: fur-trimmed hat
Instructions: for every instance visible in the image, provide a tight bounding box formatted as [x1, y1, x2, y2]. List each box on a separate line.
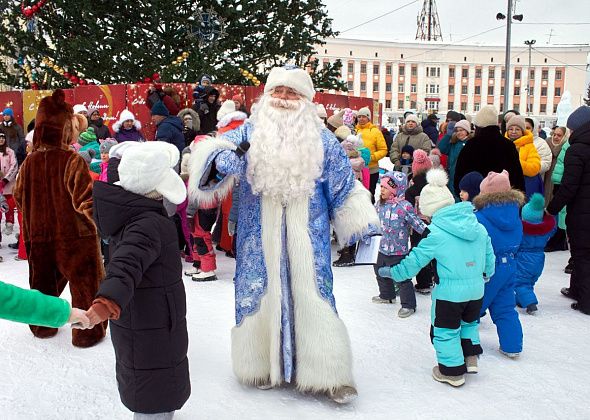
[112, 109, 141, 133]
[264, 65, 315, 101]
[521, 193, 545, 224]
[217, 100, 236, 121]
[506, 115, 526, 132]
[99, 138, 118, 154]
[118, 142, 186, 205]
[334, 125, 352, 141]
[479, 170, 511, 194]
[419, 168, 455, 217]
[459, 171, 484, 202]
[73, 104, 88, 115]
[474, 105, 499, 128]
[412, 149, 433, 175]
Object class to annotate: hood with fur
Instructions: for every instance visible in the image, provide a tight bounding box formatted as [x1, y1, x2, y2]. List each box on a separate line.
[112, 109, 142, 133]
[178, 108, 200, 132]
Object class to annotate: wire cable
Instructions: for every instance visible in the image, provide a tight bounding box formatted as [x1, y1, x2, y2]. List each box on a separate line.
[338, 0, 419, 34]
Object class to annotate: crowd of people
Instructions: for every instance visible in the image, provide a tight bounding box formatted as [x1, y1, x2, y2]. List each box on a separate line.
[0, 65, 589, 418]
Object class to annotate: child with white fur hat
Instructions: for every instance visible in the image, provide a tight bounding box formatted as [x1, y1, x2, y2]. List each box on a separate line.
[379, 168, 495, 387]
[86, 141, 190, 418]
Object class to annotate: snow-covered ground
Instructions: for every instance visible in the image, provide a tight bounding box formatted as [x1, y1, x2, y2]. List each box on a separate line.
[1, 227, 589, 420]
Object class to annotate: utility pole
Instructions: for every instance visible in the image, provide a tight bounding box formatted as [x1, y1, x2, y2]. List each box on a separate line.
[524, 39, 536, 115]
[503, 0, 513, 113]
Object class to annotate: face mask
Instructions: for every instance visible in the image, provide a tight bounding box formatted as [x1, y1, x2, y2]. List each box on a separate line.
[184, 118, 193, 129]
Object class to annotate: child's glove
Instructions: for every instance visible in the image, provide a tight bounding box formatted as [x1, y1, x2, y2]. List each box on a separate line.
[378, 266, 393, 279]
[69, 308, 91, 329]
[228, 221, 236, 236]
[446, 121, 456, 135]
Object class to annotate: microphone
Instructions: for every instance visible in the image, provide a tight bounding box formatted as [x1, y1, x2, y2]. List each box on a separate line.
[235, 141, 250, 157]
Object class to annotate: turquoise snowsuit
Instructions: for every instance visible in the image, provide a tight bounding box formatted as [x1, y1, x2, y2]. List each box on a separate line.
[390, 202, 495, 375]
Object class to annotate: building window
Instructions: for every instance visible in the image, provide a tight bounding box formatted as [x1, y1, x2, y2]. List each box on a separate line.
[385, 99, 391, 109]
[502, 70, 506, 79]
[360, 81, 366, 91]
[475, 86, 481, 95]
[529, 86, 534, 96]
[386, 82, 392, 92]
[373, 65, 379, 75]
[427, 67, 440, 77]
[427, 84, 439, 94]
[462, 68, 468, 78]
[375, 52, 378, 58]
[488, 85, 494, 96]
[449, 85, 455, 95]
[399, 65, 405, 76]
[555, 87, 561, 97]
[347, 81, 354, 91]
[426, 101, 438, 111]
[360, 64, 367, 74]
[540, 104, 547, 114]
[541, 86, 547, 96]
[411, 84, 417, 93]
[530, 69, 535, 80]
[461, 102, 467, 112]
[475, 68, 482, 79]
[347, 63, 354, 73]
[553, 104, 558, 113]
[515, 69, 521, 80]
[410, 101, 416, 109]
[474, 103, 481, 111]
[449, 67, 455, 78]
[461, 85, 468, 95]
[514, 86, 520, 95]
[349, 50, 353, 56]
[542, 70, 548, 80]
[489, 68, 495, 79]
[411, 66, 418, 77]
[556, 70, 562, 80]
[398, 99, 404, 109]
[448, 102, 454, 110]
[398, 83, 404, 93]
[500, 104, 504, 113]
[491, 57, 494, 63]
[386, 64, 392, 75]
[373, 82, 379, 92]
[513, 104, 520, 112]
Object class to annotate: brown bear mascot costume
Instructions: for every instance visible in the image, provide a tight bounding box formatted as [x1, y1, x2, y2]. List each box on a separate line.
[14, 89, 106, 347]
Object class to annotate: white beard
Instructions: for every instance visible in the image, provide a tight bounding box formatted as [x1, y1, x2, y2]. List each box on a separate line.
[246, 94, 325, 204]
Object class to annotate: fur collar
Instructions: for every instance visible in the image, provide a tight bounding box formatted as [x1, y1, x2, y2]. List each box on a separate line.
[472, 189, 525, 210]
[216, 111, 248, 129]
[522, 214, 556, 235]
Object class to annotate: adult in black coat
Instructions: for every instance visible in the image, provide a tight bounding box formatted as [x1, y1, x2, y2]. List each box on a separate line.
[421, 115, 439, 146]
[453, 105, 525, 194]
[547, 106, 590, 315]
[195, 86, 220, 135]
[87, 107, 112, 140]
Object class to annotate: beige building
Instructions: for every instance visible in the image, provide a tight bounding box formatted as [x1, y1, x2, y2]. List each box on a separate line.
[315, 38, 590, 126]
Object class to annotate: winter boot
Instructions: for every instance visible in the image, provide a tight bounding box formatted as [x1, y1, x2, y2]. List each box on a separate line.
[332, 245, 355, 267]
[465, 356, 478, 373]
[415, 287, 431, 295]
[565, 261, 574, 274]
[499, 348, 520, 359]
[192, 271, 217, 282]
[372, 295, 395, 304]
[526, 304, 538, 315]
[398, 307, 416, 318]
[327, 385, 358, 404]
[184, 266, 200, 277]
[8, 242, 18, 250]
[432, 366, 465, 387]
[3, 222, 13, 236]
[255, 379, 274, 390]
[561, 287, 577, 300]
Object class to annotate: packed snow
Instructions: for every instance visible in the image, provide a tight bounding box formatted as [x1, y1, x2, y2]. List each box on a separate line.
[1, 227, 589, 419]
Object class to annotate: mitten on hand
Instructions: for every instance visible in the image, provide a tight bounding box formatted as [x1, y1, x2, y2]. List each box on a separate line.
[69, 308, 91, 329]
[378, 266, 393, 279]
[446, 121, 456, 135]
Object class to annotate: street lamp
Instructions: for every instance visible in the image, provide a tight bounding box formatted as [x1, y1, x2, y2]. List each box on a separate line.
[497, 0, 524, 112]
[525, 39, 536, 115]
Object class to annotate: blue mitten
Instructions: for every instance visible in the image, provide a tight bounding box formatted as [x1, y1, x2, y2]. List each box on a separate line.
[446, 121, 456, 135]
[378, 266, 393, 279]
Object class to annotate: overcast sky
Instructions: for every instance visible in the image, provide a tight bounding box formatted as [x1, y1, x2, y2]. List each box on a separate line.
[322, 0, 590, 47]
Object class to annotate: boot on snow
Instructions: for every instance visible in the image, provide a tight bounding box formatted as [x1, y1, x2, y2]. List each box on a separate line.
[192, 270, 217, 282]
[327, 385, 358, 404]
[432, 366, 465, 387]
[526, 304, 538, 315]
[332, 245, 355, 267]
[465, 356, 478, 373]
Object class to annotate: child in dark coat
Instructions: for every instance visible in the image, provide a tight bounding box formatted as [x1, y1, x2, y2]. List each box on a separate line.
[515, 193, 557, 314]
[473, 170, 526, 358]
[87, 142, 190, 419]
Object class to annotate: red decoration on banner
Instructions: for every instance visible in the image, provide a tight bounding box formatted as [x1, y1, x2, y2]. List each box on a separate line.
[74, 84, 127, 129]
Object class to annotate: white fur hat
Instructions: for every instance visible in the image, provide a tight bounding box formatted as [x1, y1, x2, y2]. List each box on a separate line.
[108, 140, 141, 159]
[112, 109, 141, 133]
[264, 66, 316, 101]
[73, 104, 88, 114]
[419, 168, 455, 217]
[217, 100, 236, 121]
[118, 142, 187, 205]
[474, 105, 499, 128]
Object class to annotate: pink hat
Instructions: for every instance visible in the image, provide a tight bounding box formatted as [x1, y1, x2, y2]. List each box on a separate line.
[479, 170, 511, 194]
[412, 149, 433, 175]
[454, 120, 472, 133]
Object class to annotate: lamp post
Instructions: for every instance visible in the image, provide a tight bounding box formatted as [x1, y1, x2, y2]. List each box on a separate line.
[497, 0, 523, 113]
[524, 40, 536, 115]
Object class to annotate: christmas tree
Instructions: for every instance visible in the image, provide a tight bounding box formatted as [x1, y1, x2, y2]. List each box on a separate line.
[0, 0, 345, 91]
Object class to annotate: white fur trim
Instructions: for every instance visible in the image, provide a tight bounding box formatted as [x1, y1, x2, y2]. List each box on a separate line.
[231, 196, 355, 391]
[187, 136, 237, 206]
[332, 180, 380, 248]
[217, 100, 237, 121]
[216, 111, 248, 129]
[112, 109, 141, 133]
[264, 66, 316, 101]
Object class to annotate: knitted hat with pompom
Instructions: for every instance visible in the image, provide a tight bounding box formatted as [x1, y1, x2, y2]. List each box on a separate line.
[522, 193, 545, 224]
[419, 168, 455, 217]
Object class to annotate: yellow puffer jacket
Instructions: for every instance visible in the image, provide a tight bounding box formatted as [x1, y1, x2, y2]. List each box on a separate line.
[356, 122, 388, 171]
[508, 130, 541, 177]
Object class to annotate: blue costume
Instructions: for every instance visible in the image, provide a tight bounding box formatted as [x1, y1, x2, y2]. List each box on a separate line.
[187, 121, 379, 391]
[473, 189, 525, 354]
[386, 202, 495, 376]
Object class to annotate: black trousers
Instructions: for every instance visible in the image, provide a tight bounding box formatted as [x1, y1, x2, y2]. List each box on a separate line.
[410, 231, 436, 289]
[369, 172, 379, 203]
[374, 253, 416, 308]
[567, 232, 590, 314]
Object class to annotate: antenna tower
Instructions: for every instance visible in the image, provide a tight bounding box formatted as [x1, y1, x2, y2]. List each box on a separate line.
[415, 0, 443, 41]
